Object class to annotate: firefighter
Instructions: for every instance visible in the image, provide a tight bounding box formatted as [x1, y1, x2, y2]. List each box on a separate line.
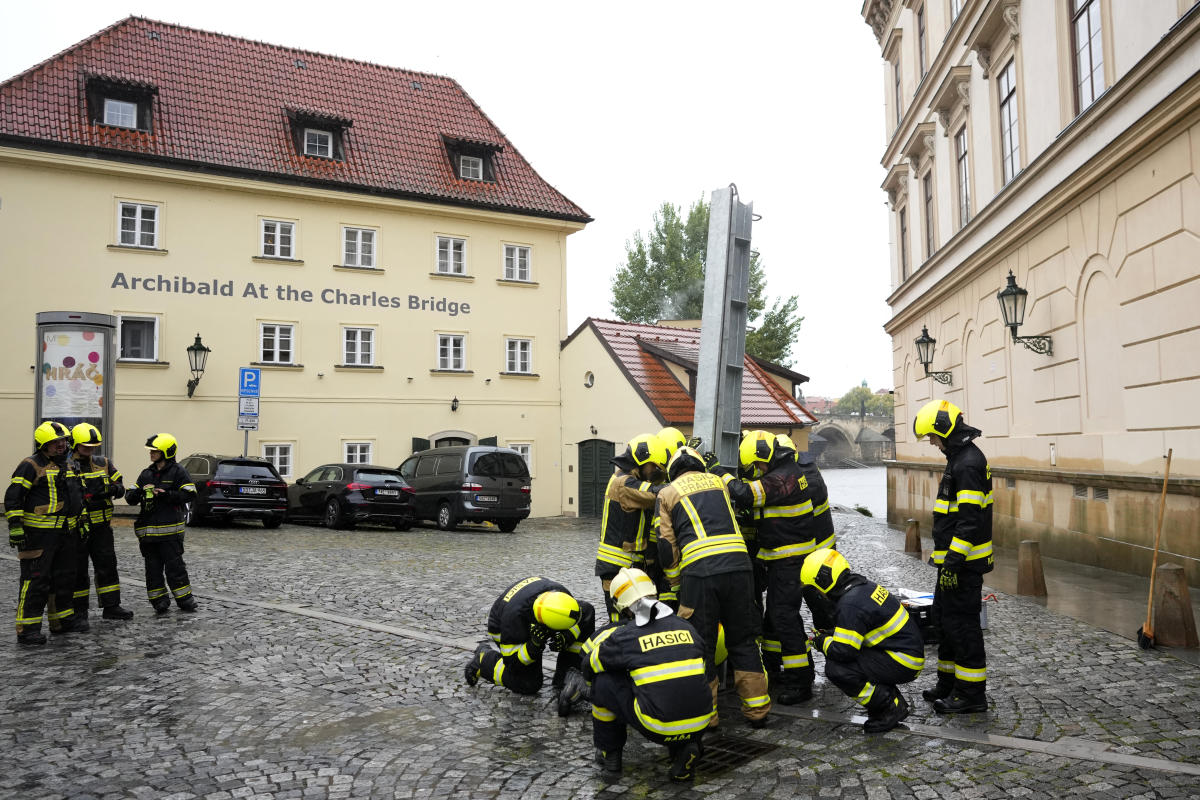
[657, 446, 771, 728]
[802, 548, 924, 733]
[125, 433, 198, 613]
[463, 576, 596, 716]
[576, 567, 712, 783]
[593, 434, 667, 623]
[721, 430, 836, 705]
[5, 421, 88, 644]
[70, 423, 133, 622]
[913, 399, 993, 714]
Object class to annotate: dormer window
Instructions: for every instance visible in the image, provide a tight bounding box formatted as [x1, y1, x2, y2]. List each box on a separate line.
[86, 75, 157, 132]
[443, 135, 503, 183]
[287, 108, 352, 161]
[104, 99, 138, 128]
[304, 128, 333, 158]
[459, 155, 483, 181]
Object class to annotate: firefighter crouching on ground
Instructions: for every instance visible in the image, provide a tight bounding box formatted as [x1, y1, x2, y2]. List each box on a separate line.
[5, 422, 88, 644]
[464, 576, 596, 716]
[71, 423, 134, 623]
[577, 567, 712, 783]
[657, 445, 771, 728]
[126, 433, 198, 613]
[594, 434, 666, 623]
[722, 430, 836, 705]
[913, 399, 993, 714]
[802, 548, 924, 733]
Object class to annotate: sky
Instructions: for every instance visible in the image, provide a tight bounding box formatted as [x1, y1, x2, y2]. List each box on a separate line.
[0, 1, 895, 400]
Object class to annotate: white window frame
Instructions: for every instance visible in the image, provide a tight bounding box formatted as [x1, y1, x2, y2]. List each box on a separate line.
[118, 201, 159, 248]
[343, 227, 376, 268]
[897, 204, 910, 281]
[344, 442, 373, 464]
[921, 170, 936, 259]
[954, 125, 971, 229]
[438, 334, 466, 371]
[304, 128, 333, 158]
[436, 236, 466, 275]
[916, 5, 927, 78]
[505, 338, 532, 374]
[504, 244, 531, 281]
[508, 442, 533, 475]
[260, 322, 295, 364]
[103, 98, 137, 128]
[343, 326, 375, 366]
[459, 155, 483, 180]
[117, 314, 160, 362]
[262, 443, 293, 479]
[1071, 0, 1104, 114]
[998, 58, 1020, 186]
[261, 219, 295, 259]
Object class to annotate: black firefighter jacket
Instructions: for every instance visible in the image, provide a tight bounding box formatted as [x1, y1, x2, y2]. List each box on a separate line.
[656, 470, 751, 585]
[5, 451, 85, 535]
[723, 456, 834, 563]
[126, 460, 196, 539]
[817, 574, 925, 674]
[487, 576, 588, 666]
[930, 427, 994, 574]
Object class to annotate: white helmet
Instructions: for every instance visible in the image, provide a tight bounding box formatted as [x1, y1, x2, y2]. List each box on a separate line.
[610, 567, 658, 614]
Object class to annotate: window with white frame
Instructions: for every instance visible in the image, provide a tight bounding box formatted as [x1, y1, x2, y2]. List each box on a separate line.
[505, 338, 532, 373]
[103, 98, 138, 128]
[118, 315, 158, 361]
[459, 155, 483, 180]
[1071, 0, 1104, 114]
[951, 0, 964, 22]
[922, 172, 935, 258]
[304, 128, 333, 158]
[343, 327, 374, 366]
[343, 227, 375, 268]
[262, 220, 295, 258]
[954, 126, 971, 229]
[118, 202, 158, 248]
[998, 59, 1020, 185]
[504, 245, 531, 281]
[893, 59, 903, 127]
[916, 6, 927, 78]
[898, 206, 910, 280]
[263, 444, 293, 478]
[344, 442, 372, 464]
[438, 334, 465, 370]
[509, 442, 532, 472]
[437, 236, 466, 274]
[260, 323, 295, 364]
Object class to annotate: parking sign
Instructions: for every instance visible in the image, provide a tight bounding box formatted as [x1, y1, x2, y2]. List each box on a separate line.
[239, 367, 261, 397]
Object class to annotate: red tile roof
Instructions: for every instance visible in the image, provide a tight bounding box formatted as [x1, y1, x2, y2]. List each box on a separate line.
[0, 17, 590, 223]
[568, 318, 817, 427]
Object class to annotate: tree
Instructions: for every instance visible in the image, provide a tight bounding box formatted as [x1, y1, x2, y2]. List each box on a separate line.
[611, 197, 804, 364]
[835, 385, 894, 416]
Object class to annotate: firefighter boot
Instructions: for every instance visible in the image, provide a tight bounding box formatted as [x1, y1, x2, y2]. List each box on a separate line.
[863, 691, 910, 733]
[557, 668, 589, 717]
[667, 739, 701, 783]
[102, 605, 134, 620]
[55, 615, 89, 634]
[595, 747, 622, 777]
[464, 644, 487, 687]
[17, 627, 47, 646]
[152, 599, 171, 615]
[921, 674, 955, 703]
[933, 692, 988, 714]
[177, 597, 198, 613]
[777, 674, 813, 705]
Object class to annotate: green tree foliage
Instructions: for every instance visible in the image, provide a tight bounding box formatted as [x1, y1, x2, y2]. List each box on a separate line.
[611, 197, 803, 364]
[835, 385, 894, 416]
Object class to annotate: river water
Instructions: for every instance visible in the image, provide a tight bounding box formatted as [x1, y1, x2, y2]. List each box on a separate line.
[822, 465, 887, 521]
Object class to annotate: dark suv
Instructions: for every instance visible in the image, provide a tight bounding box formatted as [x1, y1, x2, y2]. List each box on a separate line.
[398, 446, 531, 532]
[178, 454, 288, 528]
[286, 463, 415, 530]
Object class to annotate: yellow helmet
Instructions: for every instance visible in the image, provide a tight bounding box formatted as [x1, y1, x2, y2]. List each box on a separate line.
[610, 567, 658, 614]
[738, 430, 775, 472]
[533, 591, 581, 630]
[72, 423, 102, 448]
[33, 421, 71, 450]
[714, 623, 727, 666]
[657, 427, 687, 458]
[913, 399, 962, 439]
[800, 548, 851, 594]
[626, 433, 668, 469]
[775, 433, 798, 459]
[666, 445, 706, 482]
[145, 432, 179, 460]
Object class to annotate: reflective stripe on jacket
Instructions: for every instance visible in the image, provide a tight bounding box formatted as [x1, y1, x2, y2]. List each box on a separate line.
[4, 452, 84, 531]
[930, 439, 993, 574]
[819, 574, 925, 674]
[723, 459, 834, 560]
[128, 461, 195, 538]
[656, 471, 750, 579]
[595, 470, 656, 577]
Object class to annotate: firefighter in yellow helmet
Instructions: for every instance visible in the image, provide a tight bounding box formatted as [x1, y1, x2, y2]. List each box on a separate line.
[802, 548, 924, 733]
[70, 424, 133, 622]
[125, 433, 198, 613]
[4, 422, 89, 644]
[464, 577, 596, 716]
[913, 400, 993, 713]
[657, 428, 687, 459]
[577, 567, 712, 782]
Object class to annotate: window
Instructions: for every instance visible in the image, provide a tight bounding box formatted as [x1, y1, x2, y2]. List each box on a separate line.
[343, 227, 375, 268]
[438, 334, 465, 370]
[951, 0, 964, 22]
[343, 327, 374, 366]
[86, 77, 156, 131]
[344, 442, 373, 464]
[504, 245, 530, 281]
[998, 59, 1020, 185]
[1071, 0, 1104, 114]
[459, 155, 483, 180]
[262, 220, 295, 259]
[261, 323, 294, 364]
[505, 338, 532, 373]
[263, 444, 293, 479]
[118, 202, 158, 248]
[118, 316, 158, 361]
[893, 60, 903, 127]
[304, 128, 333, 158]
[916, 6, 927, 78]
[508, 443, 532, 473]
[898, 206, 910, 280]
[922, 172, 935, 257]
[437, 236, 466, 274]
[954, 126, 971, 228]
[103, 98, 137, 128]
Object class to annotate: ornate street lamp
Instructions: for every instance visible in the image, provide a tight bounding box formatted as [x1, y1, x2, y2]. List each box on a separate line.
[914, 326, 953, 385]
[186, 333, 211, 398]
[997, 271, 1053, 355]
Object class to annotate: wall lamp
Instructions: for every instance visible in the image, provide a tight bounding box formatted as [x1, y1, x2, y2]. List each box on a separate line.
[185, 333, 211, 398]
[997, 271, 1053, 355]
[450, 396, 459, 412]
[589, 425, 598, 435]
[914, 326, 953, 385]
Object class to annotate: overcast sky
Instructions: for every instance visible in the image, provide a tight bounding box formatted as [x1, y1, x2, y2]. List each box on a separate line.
[1, 1, 894, 400]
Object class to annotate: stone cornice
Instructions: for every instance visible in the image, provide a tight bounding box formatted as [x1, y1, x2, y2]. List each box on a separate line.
[930, 66, 973, 134]
[882, 27, 904, 63]
[862, 0, 898, 43]
[882, 161, 911, 209]
[963, 0, 1020, 78]
[901, 121, 938, 173]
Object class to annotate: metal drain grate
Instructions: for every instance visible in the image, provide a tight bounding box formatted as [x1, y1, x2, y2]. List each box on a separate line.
[696, 734, 777, 776]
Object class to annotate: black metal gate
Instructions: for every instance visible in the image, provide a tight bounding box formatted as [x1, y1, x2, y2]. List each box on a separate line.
[577, 439, 614, 518]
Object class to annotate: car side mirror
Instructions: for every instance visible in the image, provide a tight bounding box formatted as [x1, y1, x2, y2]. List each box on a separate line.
[295, 478, 306, 486]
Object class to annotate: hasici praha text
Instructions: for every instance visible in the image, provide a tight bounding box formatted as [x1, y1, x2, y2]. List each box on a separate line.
[110, 273, 471, 316]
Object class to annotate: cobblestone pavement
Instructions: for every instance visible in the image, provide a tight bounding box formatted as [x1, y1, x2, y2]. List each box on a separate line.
[2, 511, 1199, 799]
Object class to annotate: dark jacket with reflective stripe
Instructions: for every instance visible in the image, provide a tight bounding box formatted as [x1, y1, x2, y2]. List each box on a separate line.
[5, 451, 85, 532]
[724, 458, 834, 561]
[487, 576, 592, 665]
[583, 609, 713, 736]
[75, 453, 124, 525]
[126, 460, 195, 539]
[656, 470, 750, 579]
[818, 574, 924, 672]
[594, 469, 656, 578]
[930, 431, 993, 574]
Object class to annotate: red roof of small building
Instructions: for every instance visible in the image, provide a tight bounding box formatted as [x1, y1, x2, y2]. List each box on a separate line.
[566, 318, 817, 427]
[0, 16, 590, 222]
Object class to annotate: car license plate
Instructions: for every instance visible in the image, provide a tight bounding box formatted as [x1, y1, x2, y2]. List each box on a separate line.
[376, 489, 399, 497]
[240, 487, 267, 495]
[476, 495, 498, 503]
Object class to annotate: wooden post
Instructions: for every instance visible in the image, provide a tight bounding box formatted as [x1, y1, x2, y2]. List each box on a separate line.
[904, 519, 921, 554]
[1151, 564, 1199, 648]
[1017, 540, 1048, 597]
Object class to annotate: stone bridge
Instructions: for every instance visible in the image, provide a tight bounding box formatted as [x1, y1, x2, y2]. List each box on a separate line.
[810, 413, 895, 465]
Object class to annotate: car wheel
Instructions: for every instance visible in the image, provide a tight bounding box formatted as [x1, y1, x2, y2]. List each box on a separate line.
[184, 503, 205, 527]
[498, 519, 518, 533]
[262, 515, 283, 529]
[324, 498, 345, 529]
[436, 502, 457, 531]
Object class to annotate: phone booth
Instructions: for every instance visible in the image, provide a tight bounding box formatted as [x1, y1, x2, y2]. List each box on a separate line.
[34, 312, 117, 452]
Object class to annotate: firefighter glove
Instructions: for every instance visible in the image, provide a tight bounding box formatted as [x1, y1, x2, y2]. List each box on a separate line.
[528, 623, 551, 650]
[548, 631, 569, 652]
[702, 451, 721, 472]
[8, 528, 25, 550]
[941, 552, 965, 571]
[77, 517, 91, 541]
[686, 436, 704, 450]
[144, 486, 156, 500]
[811, 629, 830, 651]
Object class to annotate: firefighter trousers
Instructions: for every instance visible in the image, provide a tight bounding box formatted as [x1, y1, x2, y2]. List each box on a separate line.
[477, 647, 582, 695]
[932, 568, 986, 698]
[590, 672, 702, 752]
[74, 522, 122, 613]
[824, 647, 922, 711]
[138, 534, 192, 609]
[764, 557, 819, 688]
[15, 526, 77, 634]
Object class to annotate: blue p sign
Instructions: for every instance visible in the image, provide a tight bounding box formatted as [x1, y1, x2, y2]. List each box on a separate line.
[239, 367, 261, 397]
